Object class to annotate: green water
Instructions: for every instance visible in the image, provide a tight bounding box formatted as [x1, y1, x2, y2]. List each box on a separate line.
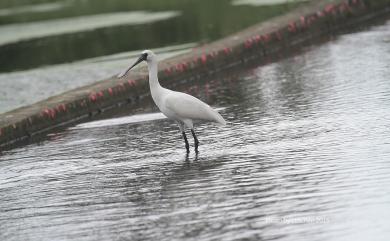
[0, 0, 304, 72]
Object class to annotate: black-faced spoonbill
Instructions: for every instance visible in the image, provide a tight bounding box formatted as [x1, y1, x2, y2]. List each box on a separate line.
[118, 50, 226, 153]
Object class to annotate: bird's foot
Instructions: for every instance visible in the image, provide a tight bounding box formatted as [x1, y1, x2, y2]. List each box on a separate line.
[182, 131, 190, 153]
[191, 129, 199, 154]
[194, 139, 199, 153]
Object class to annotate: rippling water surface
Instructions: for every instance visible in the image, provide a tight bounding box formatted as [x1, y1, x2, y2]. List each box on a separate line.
[1, 22, 390, 241]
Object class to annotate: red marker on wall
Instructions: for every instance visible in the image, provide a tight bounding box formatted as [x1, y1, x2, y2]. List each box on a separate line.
[201, 54, 207, 65]
[108, 88, 113, 96]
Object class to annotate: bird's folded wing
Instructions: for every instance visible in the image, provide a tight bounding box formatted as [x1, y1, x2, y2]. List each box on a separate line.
[165, 91, 226, 124]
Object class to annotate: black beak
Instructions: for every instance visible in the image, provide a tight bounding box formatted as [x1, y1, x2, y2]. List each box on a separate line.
[118, 53, 147, 78]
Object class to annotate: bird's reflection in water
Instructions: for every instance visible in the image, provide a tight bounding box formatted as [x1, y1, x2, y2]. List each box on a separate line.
[184, 152, 199, 163]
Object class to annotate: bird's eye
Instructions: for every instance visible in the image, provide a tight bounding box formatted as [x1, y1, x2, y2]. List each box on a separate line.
[142, 53, 148, 59]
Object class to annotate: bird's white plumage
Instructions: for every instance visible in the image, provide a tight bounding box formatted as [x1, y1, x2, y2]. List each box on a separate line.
[164, 91, 226, 124]
[140, 50, 226, 129]
[119, 49, 226, 152]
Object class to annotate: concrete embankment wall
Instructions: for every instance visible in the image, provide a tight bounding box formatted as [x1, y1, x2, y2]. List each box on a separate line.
[1, 0, 389, 150]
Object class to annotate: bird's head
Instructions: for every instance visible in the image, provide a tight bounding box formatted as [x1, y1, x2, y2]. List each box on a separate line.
[141, 50, 156, 63]
[118, 50, 156, 78]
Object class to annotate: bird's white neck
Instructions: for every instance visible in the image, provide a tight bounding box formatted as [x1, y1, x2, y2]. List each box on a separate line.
[147, 58, 163, 101]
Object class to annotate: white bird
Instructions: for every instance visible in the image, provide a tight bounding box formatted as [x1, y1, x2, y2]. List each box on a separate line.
[118, 50, 226, 153]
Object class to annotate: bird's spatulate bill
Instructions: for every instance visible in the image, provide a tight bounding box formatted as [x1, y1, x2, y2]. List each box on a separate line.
[117, 54, 145, 78]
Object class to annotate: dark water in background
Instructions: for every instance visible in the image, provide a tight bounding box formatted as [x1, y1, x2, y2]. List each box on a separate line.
[1, 20, 390, 241]
[0, 0, 302, 72]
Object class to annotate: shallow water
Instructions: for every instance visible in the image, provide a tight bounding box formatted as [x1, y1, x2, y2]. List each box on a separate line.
[0, 11, 180, 45]
[1, 21, 390, 241]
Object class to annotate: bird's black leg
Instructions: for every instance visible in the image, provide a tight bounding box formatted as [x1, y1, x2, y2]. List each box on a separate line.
[191, 129, 199, 153]
[182, 131, 190, 153]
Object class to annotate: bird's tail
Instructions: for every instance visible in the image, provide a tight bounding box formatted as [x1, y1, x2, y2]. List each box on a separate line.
[211, 109, 226, 125]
